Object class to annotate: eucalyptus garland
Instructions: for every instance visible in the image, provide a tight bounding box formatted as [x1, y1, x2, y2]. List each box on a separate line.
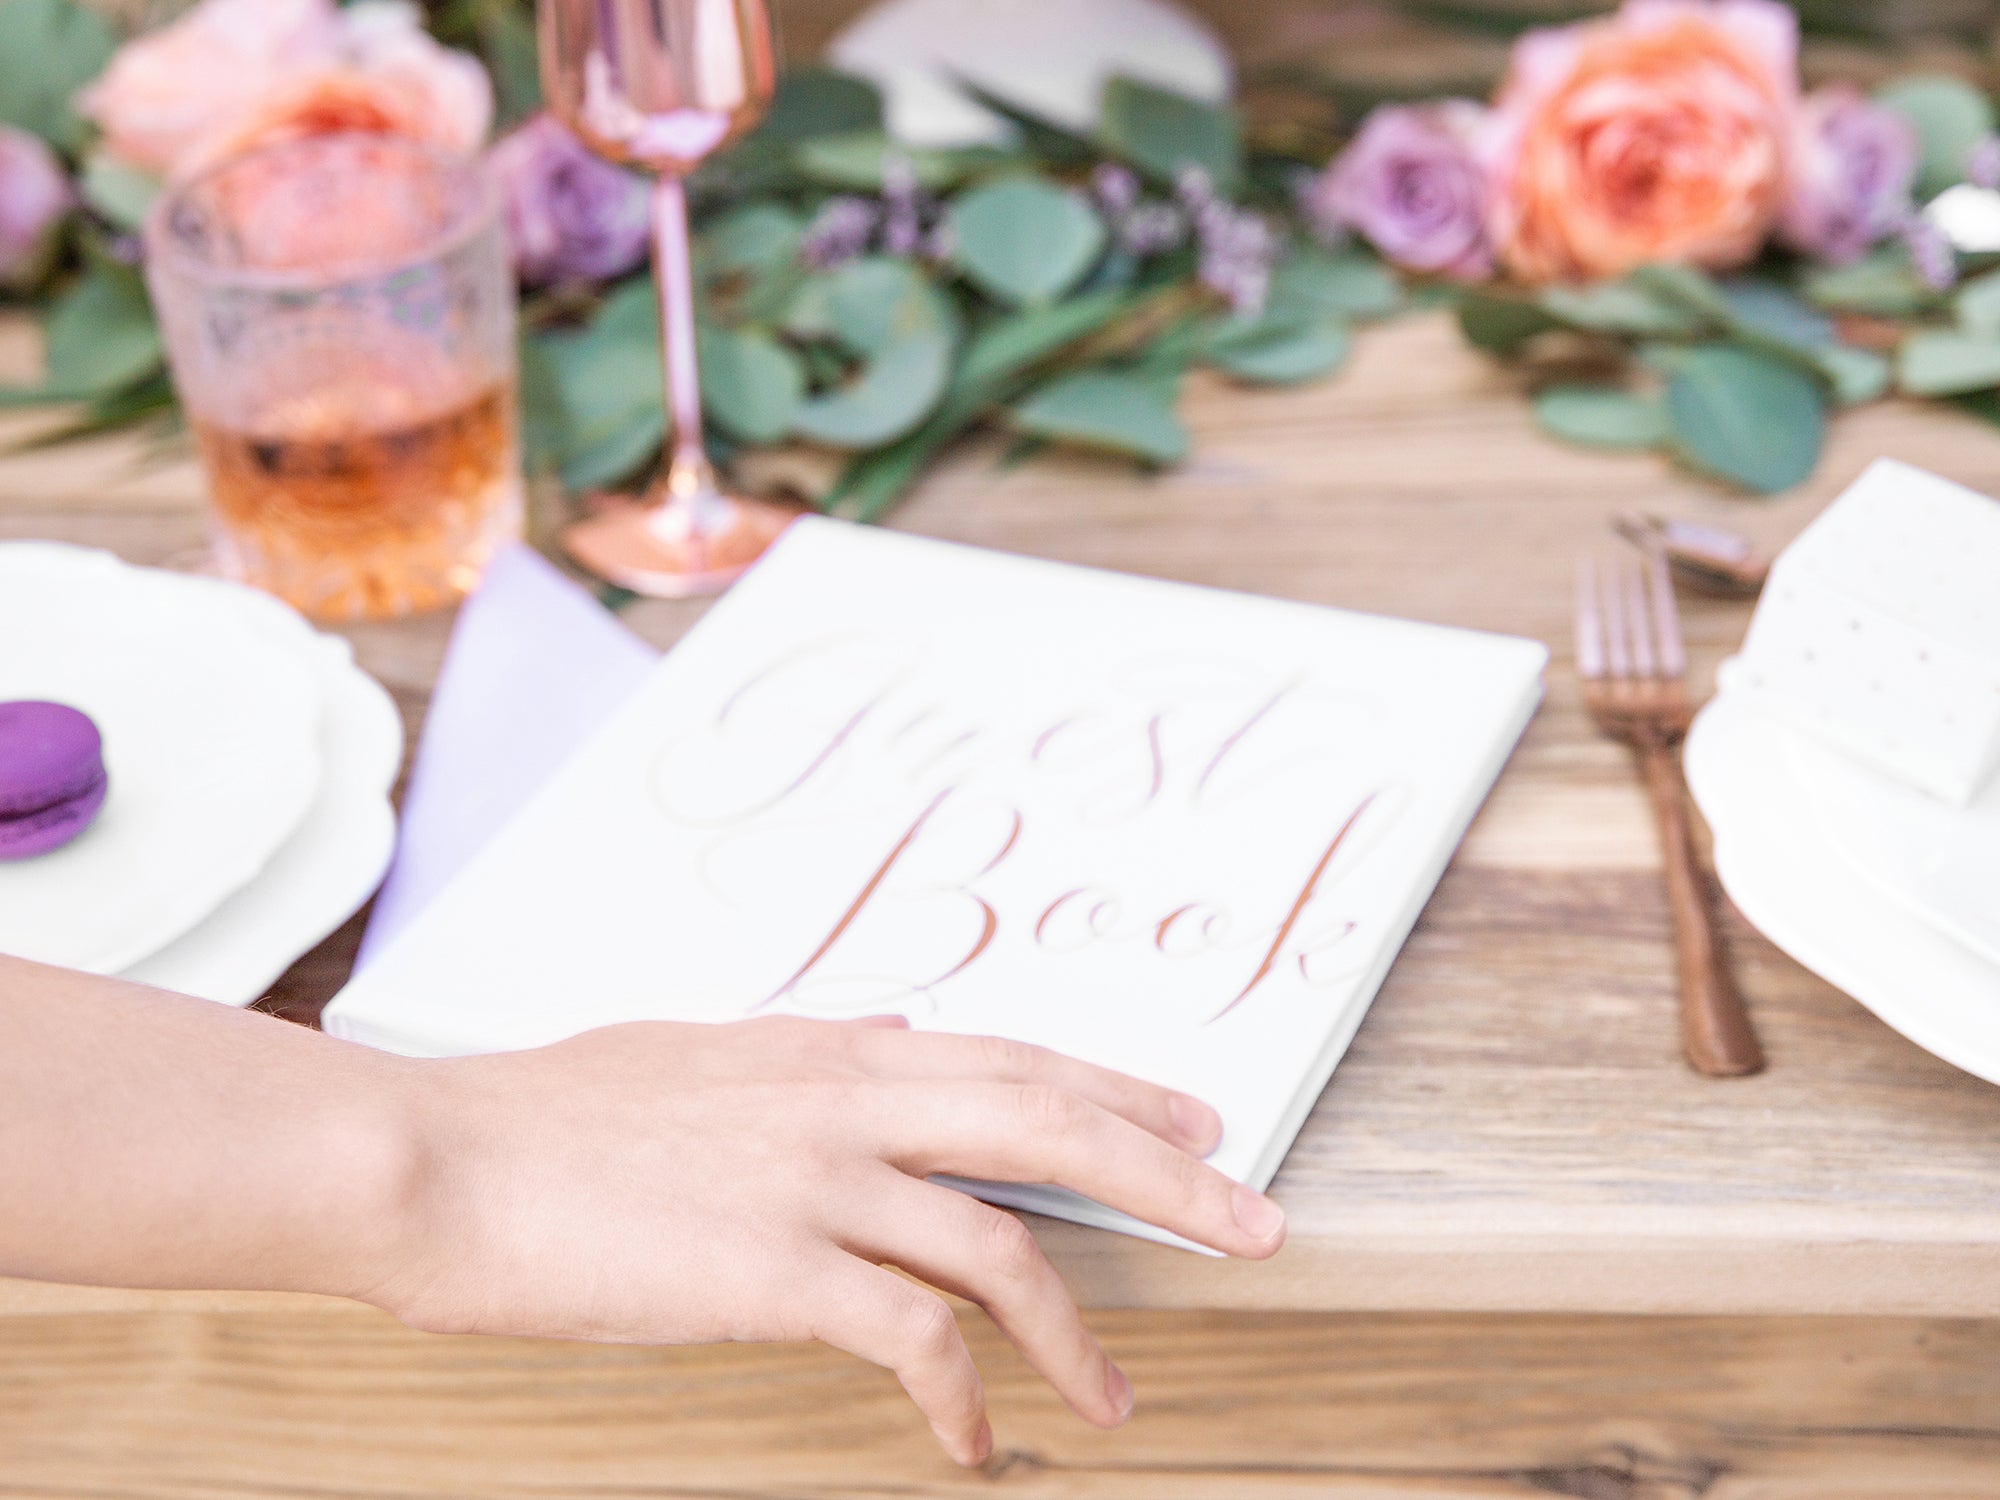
[9, 0, 2000, 521]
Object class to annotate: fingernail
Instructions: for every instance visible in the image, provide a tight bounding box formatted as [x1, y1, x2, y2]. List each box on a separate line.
[972, 1418, 994, 1464]
[1105, 1362, 1135, 1422]
[1231, 1184, 1285, 1242]
[1168, 1094, 1221, 1150]
[854, 1014, 912, 1029]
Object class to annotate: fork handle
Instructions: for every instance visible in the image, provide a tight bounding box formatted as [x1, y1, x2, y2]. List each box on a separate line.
[1636, 741, 1766, 1078]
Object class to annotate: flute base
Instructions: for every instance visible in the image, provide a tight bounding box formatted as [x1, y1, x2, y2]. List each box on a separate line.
[561, 491, 806, 599]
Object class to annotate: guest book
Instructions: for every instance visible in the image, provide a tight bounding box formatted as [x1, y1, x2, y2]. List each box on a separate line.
[325, 518, 1547, 1243]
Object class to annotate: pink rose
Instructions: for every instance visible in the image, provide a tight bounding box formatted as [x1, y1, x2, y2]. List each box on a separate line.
[1488, 0, 1798, 283]
[1777, 86, 1917, 265]
[0, 126, 72, 291]
[79, 0, 491, 180]
[78, 0, 338, 176]
[1303, 102, 1494, 278]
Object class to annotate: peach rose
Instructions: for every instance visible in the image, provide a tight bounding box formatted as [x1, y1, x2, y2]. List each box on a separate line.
[1487, 0, 1797, 283]
[80, 0, 491, 179]
[78, 0, 338, 176]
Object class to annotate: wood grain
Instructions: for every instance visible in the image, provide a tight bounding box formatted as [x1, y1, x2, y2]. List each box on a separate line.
[3, 1303, 1999, 1498]
[9, 309, 2000, 1323]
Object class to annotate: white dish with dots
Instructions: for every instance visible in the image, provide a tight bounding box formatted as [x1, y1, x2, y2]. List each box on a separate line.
[1718, 456, 2000, 806]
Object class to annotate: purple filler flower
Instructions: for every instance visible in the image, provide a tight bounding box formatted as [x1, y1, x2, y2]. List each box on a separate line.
[485, 114, 650, 287]
[1302, 102, 1492, 279]
[1777, 87, 1918, 266]
[0, 126, 72, 292]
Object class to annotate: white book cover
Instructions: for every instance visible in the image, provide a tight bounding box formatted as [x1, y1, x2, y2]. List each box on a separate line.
[325, 518, 1547, 1245]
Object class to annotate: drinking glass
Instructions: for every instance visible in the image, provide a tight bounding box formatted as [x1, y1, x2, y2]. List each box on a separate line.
[539, 0, 802, 597]
[145, 134, 523, 622]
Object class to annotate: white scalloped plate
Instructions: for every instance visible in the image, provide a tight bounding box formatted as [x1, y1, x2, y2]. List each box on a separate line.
[1686, 693, 2000, 1087]
[0, 544, 323, 973]
[121, 627, 401, 1006]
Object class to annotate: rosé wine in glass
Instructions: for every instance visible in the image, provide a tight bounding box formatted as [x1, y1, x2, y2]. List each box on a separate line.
[146, 134, 522, 622]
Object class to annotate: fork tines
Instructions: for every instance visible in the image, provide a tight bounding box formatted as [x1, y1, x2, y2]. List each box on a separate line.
[1576, 549, 1686, 686]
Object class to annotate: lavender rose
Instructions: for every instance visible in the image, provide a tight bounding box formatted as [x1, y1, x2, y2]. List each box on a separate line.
[1777, 87, 1917, 266]
[1302, 102, 1493, 278]
[0, 127, 72, 293]
[486, 113, 649, 287]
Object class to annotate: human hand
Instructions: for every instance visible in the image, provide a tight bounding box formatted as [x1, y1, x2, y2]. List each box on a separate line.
[376, 1016, 1284, 1465]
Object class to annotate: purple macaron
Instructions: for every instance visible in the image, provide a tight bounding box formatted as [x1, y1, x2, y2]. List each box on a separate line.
[0, 701, 109, 861]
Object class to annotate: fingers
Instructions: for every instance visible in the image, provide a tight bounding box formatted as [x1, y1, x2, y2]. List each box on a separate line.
[874, 1082, 1285, 1260]
[807, 1252, 992, 1467]
[847, 1029, 1222, 1156]
[839, 1172, 1133, 1431]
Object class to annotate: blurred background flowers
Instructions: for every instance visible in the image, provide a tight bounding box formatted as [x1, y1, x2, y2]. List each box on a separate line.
[13, 0, 2000, 514]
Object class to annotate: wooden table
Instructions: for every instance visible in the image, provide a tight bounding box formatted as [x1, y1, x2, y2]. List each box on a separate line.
[4, 307, 1999, 1496]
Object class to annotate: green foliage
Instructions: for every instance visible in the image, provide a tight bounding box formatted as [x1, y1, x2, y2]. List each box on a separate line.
[1876, 75, 1995, 200]
[1456, 291, 1560, 353]
[77, 153, 157, 234]
[947, 176, 1107, 306]
[790, 258, 959, 447]
[697, 323, 803, 443]
[1203, 314, 1352, 384]
[41, 259, 162, 400]
[1266, 247, 1401, 322]
[1098, 76, 1241, 192]
[1663, 345, 1826, 494]
[1898, 329, 2000, 396]
[0, 0, 114, 152]
[1800, 246, 1939, 317]
[1534, 384, 1668, 450]
[1011, 370, 1187, 463]
[758, 70, 885, 142]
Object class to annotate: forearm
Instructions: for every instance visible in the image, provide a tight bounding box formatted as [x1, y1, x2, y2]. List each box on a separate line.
[0, 954, 419, 1302]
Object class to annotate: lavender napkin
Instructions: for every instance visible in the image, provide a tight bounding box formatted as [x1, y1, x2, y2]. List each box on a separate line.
[356, 545, 659, 967]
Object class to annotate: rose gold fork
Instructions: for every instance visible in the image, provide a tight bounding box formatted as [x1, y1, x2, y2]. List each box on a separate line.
[1576, 551, 1765, 1078]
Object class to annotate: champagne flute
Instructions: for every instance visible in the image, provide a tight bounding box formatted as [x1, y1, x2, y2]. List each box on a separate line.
[539, 0, 802, 596]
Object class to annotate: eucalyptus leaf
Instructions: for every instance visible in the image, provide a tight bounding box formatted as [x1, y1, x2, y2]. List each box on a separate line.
[758, 69, 884, 142]
[957, 287, 1138, 391]
[957, 79, 1098, 165]
[1098, 75, 1240, 192]
[78, 152, 159, 235]
[790, 257, 959, 445]
[1011, 370, 1187, 463]
[792, 333, 954, 447]
[1955, 266, 2000, 333]
[1205, 315, 1352, 384]
[527, 286, 668, 491]
[1457, 291, 1560, 353]
[1534, 384, 1668, 450]
[0, 0, 114, 151]
[1664, 345, 1825, 493]
[1627, 263, 1731, 322]
[948, 175, 1106, 306]
[795, 134, 961, 191]
[1718, 280, 1836, 350]
[1541, 278, 1707, 337]
[1815, 344, 1891, 406]
[697, 323, 804, 443]
[1898, 329, 2000, 395]
[1266, 247, 1400, 322]
[42, 261, 162, 397]
[702, 202, 804, 276]
[1876, 75, 1995, 199]
[1800, 246, 1938, 316]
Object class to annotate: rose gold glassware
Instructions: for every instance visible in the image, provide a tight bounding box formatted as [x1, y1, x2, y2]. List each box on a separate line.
[539, 0, 802, 596]
[1576, 549, 1765, 1078]
[145, 134, 522, 621]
